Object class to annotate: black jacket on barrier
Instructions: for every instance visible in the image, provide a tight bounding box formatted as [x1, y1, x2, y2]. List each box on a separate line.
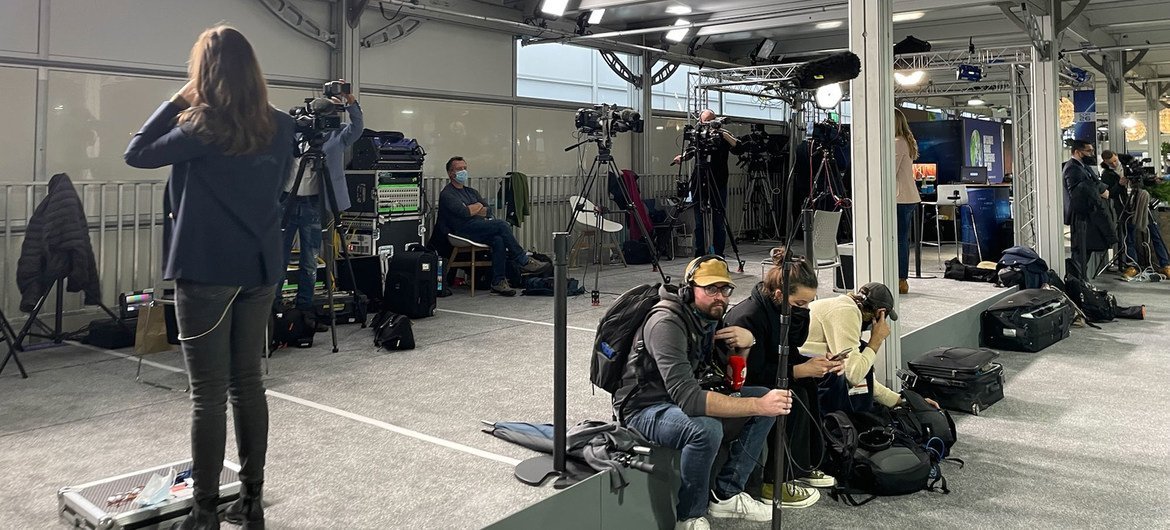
[16, 173, 101, 312]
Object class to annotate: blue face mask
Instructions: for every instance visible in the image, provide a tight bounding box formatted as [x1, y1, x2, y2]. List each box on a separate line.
[455, 170, 469, 184]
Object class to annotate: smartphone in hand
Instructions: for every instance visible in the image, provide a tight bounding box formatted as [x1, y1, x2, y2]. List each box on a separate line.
[829, 347, 853, 362]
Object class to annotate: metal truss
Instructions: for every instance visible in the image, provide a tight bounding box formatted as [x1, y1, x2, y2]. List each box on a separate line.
[362, 18, 423, 48]
[1010, 64, 1038, 250]
[896, 80, 1013, 98]
[893, 46, 1033, 72]
[688, 62, 805, 114]
[257, 0, 337, 48]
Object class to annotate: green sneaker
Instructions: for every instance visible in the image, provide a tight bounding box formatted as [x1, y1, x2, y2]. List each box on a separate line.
[760, 482, 820, 509]
[801, 470, 837, 488]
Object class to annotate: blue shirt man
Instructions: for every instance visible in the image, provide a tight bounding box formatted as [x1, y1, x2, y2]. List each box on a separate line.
[280, 91, 364, 316]
[437, 156, 549, 296]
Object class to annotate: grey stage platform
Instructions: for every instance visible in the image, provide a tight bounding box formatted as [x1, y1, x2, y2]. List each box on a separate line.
[2, 243, 1167, 529]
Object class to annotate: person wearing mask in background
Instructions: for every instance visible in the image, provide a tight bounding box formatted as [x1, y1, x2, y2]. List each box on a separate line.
[723, 248, 832, 509]
[1102, 151, 1170, 278]
[802, 283, 939, 413]
[438, 156, 550, 296]
[894, 109, 920, 295]
[125, 25, 295, 530]
[672, 109, 744, 258]
[279, 84, 363, 329]
[1063, 140, 1115, 279]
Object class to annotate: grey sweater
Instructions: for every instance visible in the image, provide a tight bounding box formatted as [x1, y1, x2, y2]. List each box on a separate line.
[615, 287, 716, 420]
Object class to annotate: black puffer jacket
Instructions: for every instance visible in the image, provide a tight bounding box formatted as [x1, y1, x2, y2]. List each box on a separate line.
[723, 282, 812, 388]
[16, 173, 101, 312]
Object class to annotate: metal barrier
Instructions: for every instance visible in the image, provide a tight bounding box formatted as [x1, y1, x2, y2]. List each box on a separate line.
[0, 173, 753, 316]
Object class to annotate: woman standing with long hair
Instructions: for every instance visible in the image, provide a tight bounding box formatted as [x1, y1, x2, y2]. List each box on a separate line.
[894, 109, 920, 295]
[125, 26, 295, 530]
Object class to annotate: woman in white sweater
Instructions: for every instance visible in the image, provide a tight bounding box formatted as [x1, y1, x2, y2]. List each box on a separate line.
[894, 109, 920, 294]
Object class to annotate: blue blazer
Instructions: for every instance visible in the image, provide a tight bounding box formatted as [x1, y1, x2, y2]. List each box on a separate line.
[319, 103, 363, 213]
[125, 101, 297, 287]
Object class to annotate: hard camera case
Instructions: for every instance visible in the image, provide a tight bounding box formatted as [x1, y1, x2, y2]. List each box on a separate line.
[58, 459, 240, 529]
[903, 347, 1005, 416]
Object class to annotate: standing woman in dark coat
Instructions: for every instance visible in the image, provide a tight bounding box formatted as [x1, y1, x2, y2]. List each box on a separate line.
[724, 248, 841, 504]
[125, 26, 295, 530]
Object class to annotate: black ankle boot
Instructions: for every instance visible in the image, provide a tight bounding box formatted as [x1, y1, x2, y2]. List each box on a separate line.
[174, 496, 220, 530]
[224, 482, 264, 529]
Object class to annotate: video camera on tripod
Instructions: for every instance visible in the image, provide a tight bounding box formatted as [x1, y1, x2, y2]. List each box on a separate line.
[574, 104, 644, 137]
[682, 118, 728, 155]
[289, 80, 352, 137]
[735, 124, 778, 169]
[809, 119, 848, 147]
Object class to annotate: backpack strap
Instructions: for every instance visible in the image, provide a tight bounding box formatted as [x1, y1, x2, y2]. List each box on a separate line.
[615, 300, 694, 424]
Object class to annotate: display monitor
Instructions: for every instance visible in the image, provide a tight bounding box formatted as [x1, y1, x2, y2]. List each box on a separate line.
[960, 165, 989, 184]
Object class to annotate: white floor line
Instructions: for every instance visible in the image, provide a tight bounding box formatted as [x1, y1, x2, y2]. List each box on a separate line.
[436, 308, 596, 332]
[267, 390, 522, 466]
[72, 341, 522, 467]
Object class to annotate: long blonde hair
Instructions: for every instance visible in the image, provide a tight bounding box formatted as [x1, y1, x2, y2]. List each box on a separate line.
[177, 26, 275, 156]
[894, 109, 919, 160]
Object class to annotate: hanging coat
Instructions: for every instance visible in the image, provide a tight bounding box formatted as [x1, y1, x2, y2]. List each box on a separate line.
[16, 173, 101, 312]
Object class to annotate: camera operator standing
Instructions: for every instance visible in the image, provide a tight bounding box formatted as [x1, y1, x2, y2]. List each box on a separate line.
[279, 82, 363, 328]
[124, 26, 294, 529]
[674, 110, 744, 258]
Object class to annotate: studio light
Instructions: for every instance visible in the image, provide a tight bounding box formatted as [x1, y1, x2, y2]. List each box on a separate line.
[588, 9, 605, 24]
[665, 19, 691, 43]
[967, 97, 986, 106]
[894, 70, 925, 86]
[751, 39, 778, 63]
[893, 11, 926, 22]
[1122, 116, 1138, 129]
[1067, 65, 1091, 84]
[956, 64, 983, 82]
[539, 0, 569, 18]
[815, 83, 844, 109]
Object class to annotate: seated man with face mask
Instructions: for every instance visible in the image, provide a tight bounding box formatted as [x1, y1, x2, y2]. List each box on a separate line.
[437, 156, 550, 296]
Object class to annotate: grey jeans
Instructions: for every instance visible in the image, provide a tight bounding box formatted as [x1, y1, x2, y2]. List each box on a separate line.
[175, 280, 274, 501]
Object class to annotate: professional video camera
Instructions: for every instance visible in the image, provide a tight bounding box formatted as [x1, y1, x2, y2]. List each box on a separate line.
[809, 119, 848, 147]
[574, 104, 644, 136]
[289, 80, 352, 136]
[735, 124, 779, 168]
[682, 118, 728, 154]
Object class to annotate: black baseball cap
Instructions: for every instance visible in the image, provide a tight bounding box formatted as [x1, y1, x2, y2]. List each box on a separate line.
[857, 282, 899, 321]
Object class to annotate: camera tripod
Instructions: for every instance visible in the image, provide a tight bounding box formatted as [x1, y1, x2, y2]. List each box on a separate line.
[564, 136, 669, 305]
[670, 143, 746, 272]
[738, 155, 783, 242]
[284, 135, 365, 354]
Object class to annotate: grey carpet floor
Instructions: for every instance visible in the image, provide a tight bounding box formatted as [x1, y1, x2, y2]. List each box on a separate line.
[1, 242, 1166, 528]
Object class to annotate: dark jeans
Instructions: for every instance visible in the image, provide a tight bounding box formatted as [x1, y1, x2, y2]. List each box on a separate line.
[280, 194, 323, 310]
[175, 280, 274, 502]
[693, 176, 729, 257]
[624, 386, 774, 521]
[896, 204, 916, 279]
[1125, 219, 1170, 268]
[455, 218, 528, 284]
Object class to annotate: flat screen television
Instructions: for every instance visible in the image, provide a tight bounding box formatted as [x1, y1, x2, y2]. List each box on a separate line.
[960, 166, 989, 184]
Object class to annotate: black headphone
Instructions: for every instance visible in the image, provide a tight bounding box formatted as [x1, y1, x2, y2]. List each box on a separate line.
[679, 255, 729, 304]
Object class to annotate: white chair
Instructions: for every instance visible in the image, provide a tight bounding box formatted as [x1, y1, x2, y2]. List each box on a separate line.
[758, 210, 844, 280]
[928, 184, 982, 263]
[447, 234, 492, 296]
[567, 195, 626, 267]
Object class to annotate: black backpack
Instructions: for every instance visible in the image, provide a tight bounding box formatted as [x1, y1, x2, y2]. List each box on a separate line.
[997, 246, 1050, 289]
[822, 412, 949, 505]
[370, 310, 415, 350]
[590, 284, 685, 394]
[1063, 274, 1116, 322]
[890, 390, 959, 458]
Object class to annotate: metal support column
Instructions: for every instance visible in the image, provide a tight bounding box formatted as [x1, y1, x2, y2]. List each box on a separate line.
[630, 49, 653, 175]
[1030, 15, 1066, 276]
[1010, 64, 1038, 249]
[1106, 52, 1125, 152]
[333, 0, 362, 97]
[848, 0, 898, 385]
[1148, 86, 1164, 177]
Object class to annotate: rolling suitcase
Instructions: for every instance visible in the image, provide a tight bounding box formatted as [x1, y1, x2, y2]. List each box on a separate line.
[58, 459, 241, 529]
[384, 244, 437, 318]
[980, 288, 1074, 352]
[904, 347, 1004, 415]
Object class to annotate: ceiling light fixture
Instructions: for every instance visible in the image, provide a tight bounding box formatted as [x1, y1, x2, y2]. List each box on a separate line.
[666, 5, 692, 15]
[815, 83, 844, 109]
[401, 110, 414, 114]
[587, 9, 605, 24]
[665, 19, 691, 43]
[894, 70, 925, 86]
[967, 97, 986, 106]
[893, 11, 925, 22]
[815, 21, 843, 29]
[539, 0, 569, 18]
[1122, 116, 1138, 129]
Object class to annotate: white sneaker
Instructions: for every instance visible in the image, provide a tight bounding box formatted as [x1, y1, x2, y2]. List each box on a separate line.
[707, 491, 773, 522]
[675, 517, 711, 530]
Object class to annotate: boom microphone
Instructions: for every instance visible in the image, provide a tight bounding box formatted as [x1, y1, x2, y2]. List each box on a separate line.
[791, 52, 862, 89]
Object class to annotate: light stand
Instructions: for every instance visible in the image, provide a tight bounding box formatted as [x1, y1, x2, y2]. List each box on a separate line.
[515, 232, 569, 485]
[770, 258, 793, 530]
[0, 279, 121, 378]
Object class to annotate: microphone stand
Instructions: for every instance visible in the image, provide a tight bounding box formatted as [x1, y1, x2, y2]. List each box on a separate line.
[770, 257, 792, 529]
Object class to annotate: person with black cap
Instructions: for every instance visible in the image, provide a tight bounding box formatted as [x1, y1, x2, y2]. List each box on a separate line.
[801, 282, 937, 410]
